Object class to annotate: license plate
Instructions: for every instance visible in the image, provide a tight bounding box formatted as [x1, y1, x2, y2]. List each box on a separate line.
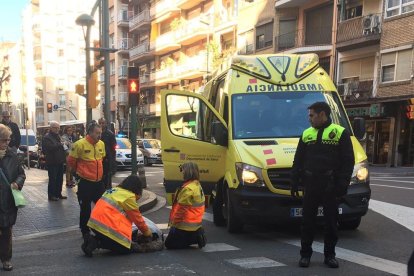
[290, 207, 343, 217]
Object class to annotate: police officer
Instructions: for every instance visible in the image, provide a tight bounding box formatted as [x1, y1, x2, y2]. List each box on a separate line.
[291, 102, 354, 268]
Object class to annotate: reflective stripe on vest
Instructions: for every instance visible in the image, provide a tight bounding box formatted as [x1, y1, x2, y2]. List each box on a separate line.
[302, 123, 345, 146]
[88, 218, 131, 249]
[101, 196, 127, 216]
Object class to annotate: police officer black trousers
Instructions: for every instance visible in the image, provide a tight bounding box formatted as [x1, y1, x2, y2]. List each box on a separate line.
[300, 173, 338, 259]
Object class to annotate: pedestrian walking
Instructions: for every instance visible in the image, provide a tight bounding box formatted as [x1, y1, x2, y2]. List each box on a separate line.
[165, 162, 206, 249]
[61, 126, 76, 188]
[1, 111, 20, 152]
[291, 102, 354, 268]
[42, 121, 67, 201]
[98, 118, 116, 190]
[67, 120, 105, 242]
[81, 175, 154, 256]
[0, 124, 26, 271]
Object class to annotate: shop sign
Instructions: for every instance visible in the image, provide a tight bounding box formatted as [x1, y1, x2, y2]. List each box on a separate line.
[143, 118, 160, 129]
[347, 104, 383, 118]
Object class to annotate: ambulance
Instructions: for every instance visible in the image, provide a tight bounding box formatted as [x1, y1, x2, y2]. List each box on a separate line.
[160, 54, 370, 233]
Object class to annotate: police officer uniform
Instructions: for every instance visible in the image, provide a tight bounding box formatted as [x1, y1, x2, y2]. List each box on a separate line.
[291, 118, 354, 267]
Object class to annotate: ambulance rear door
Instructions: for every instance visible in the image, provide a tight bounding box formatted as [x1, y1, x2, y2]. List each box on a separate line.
[161, 90, 228, 204]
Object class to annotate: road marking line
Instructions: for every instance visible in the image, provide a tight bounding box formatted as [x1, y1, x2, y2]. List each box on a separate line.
[226, 257, 286, 269]
[371, 176, 414, 179]
[371, 183, 414, 190]
[202, 243, 240, 253]
[281, 239, 406, 276]
[369, 199, 414, 232]
[371, 179, 414, 184]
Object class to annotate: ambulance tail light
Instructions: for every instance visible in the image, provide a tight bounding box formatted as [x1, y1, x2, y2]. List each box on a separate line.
[295, 53, 319, 78]
[350, 161, 369, 185]
[235, 163, 265, 187]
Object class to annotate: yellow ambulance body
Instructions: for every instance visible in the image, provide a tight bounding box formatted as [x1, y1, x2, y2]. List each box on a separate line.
[161, 54, 370, 233]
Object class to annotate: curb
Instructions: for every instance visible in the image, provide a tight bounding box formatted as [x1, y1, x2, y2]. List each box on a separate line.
[14, 189, 159, 241]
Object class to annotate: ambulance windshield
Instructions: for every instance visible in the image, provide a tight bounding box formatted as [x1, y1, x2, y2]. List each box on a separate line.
[232, 91, 351, 139]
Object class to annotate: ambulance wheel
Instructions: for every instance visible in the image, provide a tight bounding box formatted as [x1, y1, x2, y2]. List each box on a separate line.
[226, 188, 243, 233]
[213, 187, 226, 227]
[338, 217, 361, 230]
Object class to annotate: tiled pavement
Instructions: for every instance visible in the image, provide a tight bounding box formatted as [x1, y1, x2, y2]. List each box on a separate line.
[14, 168, 156, 238]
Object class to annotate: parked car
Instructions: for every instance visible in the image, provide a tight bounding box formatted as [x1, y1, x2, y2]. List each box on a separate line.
[137, 138, 162, 166]
[18, 129, 39, 168]
[115, 138, 144, 169]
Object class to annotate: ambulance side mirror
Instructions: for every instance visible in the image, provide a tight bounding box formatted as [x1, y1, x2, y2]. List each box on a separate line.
[353, 117, 366, 141]
[211, 120, 228, 147]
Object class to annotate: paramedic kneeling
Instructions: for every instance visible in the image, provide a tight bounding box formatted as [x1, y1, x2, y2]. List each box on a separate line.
[291, 102, 354, 269]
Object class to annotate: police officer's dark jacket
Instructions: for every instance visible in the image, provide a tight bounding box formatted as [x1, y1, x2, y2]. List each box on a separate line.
[292, 119, 354, 185]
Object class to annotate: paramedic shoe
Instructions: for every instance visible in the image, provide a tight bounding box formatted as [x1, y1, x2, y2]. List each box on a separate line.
[197, 229, 207, 249]
[2, 261, 13, 271]
[324, 257, 339, 268]
[299, 257, 310, 267]
[82, 236, 98, 257]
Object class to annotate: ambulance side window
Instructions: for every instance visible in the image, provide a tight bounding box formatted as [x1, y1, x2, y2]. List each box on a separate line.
[166, 94, 224, 145]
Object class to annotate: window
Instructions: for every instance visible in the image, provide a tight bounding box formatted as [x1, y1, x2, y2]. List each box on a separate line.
[381, 49, 413, 82]
[256, 22, 273, 50]
[58, 49, 64, 57]
[238, 30, 254, 54]
[278, 19, 296, 51]
[386, 0, 414, 17]
[345, 5, 363, 20]
[59, 95, 66, 106]
[110, 61, 115, 75]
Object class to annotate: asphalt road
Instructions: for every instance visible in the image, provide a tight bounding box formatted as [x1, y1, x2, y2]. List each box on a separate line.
[11, 166, 414, 275]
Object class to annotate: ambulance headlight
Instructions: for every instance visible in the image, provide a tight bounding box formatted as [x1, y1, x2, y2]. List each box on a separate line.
[236, 163, 265, 187]
[350, 161, 369, 184]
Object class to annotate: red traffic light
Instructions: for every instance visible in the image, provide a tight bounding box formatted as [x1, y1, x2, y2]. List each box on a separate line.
[128, 79, 139, 94]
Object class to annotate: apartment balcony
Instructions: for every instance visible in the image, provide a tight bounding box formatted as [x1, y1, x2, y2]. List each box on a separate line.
[118, 90, 128, 106]
[155, 66, 178, 86]
[337, 79, 374, 103]
[176, 0, 204, 10]
[274, 26, 333, 53]
[150, 0, 180, 23]
[140, 74, 155, 88]
[129, 41, 153, 62]
[175, 54, 207, 80]
[215, 10, 237, 34]
[275, 0, 312, 8]
[151, 32, 180, 55]
[337, 14, 382, 51]
[129, 9, 150, 32]
[175, 20, 212, 46]
[118, 65, 128, 80]
[117, 10, 129, 27]
[100, 73, 105, 83]
[117, 38, 132, 54]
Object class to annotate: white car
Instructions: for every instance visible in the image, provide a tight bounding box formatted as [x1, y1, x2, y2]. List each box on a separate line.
[115, 138, 144, 169]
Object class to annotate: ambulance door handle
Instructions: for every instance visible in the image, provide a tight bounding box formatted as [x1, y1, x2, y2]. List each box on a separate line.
[164, 148, 180, 153]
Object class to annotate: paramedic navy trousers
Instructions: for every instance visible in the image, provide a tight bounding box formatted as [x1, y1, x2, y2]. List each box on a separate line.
[300, 173, 338, 258]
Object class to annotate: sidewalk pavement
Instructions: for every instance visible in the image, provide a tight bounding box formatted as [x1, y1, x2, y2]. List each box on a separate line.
[14, 168, 157, 238]
[369, 165, 414, 177]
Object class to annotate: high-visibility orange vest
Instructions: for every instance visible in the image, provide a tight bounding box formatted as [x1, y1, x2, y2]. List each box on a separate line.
[169, 179, 205, 231]
[87, 187, 149, 249]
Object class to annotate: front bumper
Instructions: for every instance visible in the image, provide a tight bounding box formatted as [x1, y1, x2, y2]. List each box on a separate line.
[147, 157, 163, 164]
[229, 183, 371, 224]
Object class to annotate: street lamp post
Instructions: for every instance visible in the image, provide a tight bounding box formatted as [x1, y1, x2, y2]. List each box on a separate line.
[76, 14, 95, 123]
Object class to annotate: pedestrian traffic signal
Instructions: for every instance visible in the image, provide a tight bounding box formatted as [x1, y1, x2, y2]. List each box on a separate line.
[406, 104, 414, 120]
[128, 67, 139, 106]
[47, 103, 53, 113]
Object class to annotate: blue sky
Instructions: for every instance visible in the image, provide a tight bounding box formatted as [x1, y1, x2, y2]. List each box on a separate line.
[0, 0, 30, 42]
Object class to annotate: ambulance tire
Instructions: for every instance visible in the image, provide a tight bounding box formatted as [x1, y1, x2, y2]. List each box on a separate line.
[226, 188, 243, 233]
[338, 217, 361, 230]
[213, 188, 226, 227]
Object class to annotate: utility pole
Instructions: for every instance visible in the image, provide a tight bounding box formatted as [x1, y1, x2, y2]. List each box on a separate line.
[102, 0, 111, 124]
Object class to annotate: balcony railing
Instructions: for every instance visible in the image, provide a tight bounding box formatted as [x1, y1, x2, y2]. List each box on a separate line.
[151, 32, 179, 52]
[175, 19, 211, 42]
[129, 41, 151, 60]
[129, 9, 150, 31]
[150, 0, 179, 19]
[139, 74, 155, 84]
[337, 13, 382, 46]
[35, 101, 43, 107]
[117, 10, 129, 26]
[118, 65, 127, 79]
[337, 79, 374, 101]
[118, 38, 131, 52]
[118, 91, 128, 105]
[275, 26, 332, 52]
[175, 54, 207, 77]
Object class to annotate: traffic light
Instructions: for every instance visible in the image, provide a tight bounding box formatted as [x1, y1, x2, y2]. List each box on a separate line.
[47, 103, 53, 113]
[88, 71, 100, 108]
[75, 84, 84, 96]
[406, 104, 414, 120]
[93, 40, 104, 71]
[128, 67, 139, 106]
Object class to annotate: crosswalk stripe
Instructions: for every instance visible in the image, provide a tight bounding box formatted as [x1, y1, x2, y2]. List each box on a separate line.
[371, 178, 414, 184]
[369, 199, 414, 232]
[202, 243, 240, 252]
[371, 183, 414, 190]
[226, 257, 286, 269]
[280, 239, 407, 276]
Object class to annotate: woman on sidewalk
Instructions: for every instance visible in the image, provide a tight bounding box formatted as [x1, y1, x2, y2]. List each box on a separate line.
[81, 175, 155, 256]
[0, 124, 26, 271]
[165, 162, 207, 249]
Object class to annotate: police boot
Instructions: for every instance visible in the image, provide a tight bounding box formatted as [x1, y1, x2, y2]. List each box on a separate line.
[324, 256, 339, 268]
[81, 235, 98, 257]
